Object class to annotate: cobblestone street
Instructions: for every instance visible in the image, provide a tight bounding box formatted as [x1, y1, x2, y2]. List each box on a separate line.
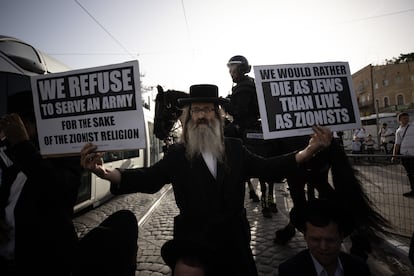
[73, 181, 414, 276]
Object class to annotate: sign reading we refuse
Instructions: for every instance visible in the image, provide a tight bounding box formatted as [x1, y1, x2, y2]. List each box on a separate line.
[253, 62, 361, 139]
[31, 60, 146, 156]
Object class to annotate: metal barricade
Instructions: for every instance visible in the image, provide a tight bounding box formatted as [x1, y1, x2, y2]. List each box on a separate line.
[347, 153, 414, 238]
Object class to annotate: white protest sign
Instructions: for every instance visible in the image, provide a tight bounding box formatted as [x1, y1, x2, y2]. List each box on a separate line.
[253, 62, 361, 139]
[31, 60, 146, 156]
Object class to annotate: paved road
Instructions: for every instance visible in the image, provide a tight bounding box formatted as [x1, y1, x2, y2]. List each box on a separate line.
[73, 180, 414, 276]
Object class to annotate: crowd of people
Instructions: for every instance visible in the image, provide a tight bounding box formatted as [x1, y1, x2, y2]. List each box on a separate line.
[1, 55, 413, 275]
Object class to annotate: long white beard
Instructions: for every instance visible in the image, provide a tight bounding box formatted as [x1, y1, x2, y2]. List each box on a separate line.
[186, 117, 224, 162]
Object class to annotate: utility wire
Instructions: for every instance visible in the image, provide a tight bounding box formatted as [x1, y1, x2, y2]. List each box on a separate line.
[74, 0, 136, 59]
[180, 0, 192, 44]
[338, 7, 414, 24]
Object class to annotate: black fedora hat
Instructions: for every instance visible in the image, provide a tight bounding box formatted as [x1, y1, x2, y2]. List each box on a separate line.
[177, 84, 229, 106]
[161, 239, 213, 270]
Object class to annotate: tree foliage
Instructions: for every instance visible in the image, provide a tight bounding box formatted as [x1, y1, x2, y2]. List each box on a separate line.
[385, 52, 414, 64]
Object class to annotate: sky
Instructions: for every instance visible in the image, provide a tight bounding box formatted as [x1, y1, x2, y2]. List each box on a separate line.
[1, 0, 414, 98]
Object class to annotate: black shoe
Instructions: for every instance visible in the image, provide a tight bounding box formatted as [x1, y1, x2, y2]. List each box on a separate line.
[403, 191, 414, 198]
[274, 224, 296, 245]
[262, 207, 272, 218]
[250, 191, 260, 202]
[269, 203, 278, 213]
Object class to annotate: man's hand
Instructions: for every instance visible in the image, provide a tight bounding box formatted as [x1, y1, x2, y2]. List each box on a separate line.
[0, 113, 29, 145]
[80, 143, 107, 177]
[80, 143, 122, 184]
[295, 125, 332, 163]
[308, 125, 333, 152]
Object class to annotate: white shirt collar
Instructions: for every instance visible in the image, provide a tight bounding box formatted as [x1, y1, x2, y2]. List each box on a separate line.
[201, 151, 217, 179]
[310, 252, 344, 276]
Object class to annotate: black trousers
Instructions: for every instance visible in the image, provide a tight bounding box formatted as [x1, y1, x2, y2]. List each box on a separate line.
[409, 232, 414, 266]
[73, 209, 138, 276]
[1, 210, 138, 276]
[401, 157, 414, 190]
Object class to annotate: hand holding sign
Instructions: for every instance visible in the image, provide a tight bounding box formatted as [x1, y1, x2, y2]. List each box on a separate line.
[31, 61, 146, 156]
[295, 125, 333, 164]
[253, 62, 361, 139]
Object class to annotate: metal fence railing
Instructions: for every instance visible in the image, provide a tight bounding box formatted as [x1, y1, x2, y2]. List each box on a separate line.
[346, 154, 414, 238]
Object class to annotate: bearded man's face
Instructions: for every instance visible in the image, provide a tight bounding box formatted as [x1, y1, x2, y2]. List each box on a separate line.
[185, 103, 224, 161]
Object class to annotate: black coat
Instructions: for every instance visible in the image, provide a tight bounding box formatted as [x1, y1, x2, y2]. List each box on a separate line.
[278, 249, 371, 276]
[1, 141, 80, 276]
[112, 137, 298, 275]
[226, 76, 260, 132]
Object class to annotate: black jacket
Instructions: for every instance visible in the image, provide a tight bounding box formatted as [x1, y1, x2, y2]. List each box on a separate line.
[1, 141, 81, 275]
[226, 76, 260, 131]
[112, 137, 299, 275]
[278, 249, 371, 276]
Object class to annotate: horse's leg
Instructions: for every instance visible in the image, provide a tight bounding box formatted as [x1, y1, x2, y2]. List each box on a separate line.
[274, 171, 307, 245]
[247, 178, 260, 202]
[259, 178, 272, 218]
[306, 182, 316, 200]
[267, 181, 278, 213]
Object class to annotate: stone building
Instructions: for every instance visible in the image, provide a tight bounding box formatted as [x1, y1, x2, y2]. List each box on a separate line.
[352, 61, 414, 116]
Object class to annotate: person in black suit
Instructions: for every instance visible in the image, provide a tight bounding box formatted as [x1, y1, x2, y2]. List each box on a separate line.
[278, 199, 371, 276]
[0, 91, 138, 276]
[81, 84, 333, 276]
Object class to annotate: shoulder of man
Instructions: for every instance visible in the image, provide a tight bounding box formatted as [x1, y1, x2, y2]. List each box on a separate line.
[224, 137, 244, 147]
[233, 76, 256, 92]
[279, 250, 314, 274]
[163, 142, 185, 157]
[339, 252, 370, 273]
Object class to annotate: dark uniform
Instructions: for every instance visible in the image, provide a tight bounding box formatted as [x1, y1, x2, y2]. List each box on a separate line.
[225, 75, 260, 138]
[224, 55, 260, 139]
[224, 55, 278, 212]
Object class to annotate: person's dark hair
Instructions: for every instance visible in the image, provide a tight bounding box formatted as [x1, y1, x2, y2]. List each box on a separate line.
[397, 112, 409, 121]
[7, 90, 36, 123]
[300, 199, 346, 235]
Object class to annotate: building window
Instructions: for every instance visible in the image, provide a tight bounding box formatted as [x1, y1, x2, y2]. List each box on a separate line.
[395, 75, 403, 83]
[374, 83, 379, 89]
[357, 82, 364, 93]
[384, 97, 389, 107]
[410, 75, 414, 81]
[397, 94, 404, 105]
[382, 79, 389, 86]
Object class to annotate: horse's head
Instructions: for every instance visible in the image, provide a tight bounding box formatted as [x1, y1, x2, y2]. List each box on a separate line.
[154, 85, 189, 140]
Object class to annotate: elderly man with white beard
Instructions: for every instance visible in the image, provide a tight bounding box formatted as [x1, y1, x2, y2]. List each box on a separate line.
[80, 84, 333, 276]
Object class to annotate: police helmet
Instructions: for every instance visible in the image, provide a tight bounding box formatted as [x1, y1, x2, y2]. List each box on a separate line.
[227, 55, 251, 74]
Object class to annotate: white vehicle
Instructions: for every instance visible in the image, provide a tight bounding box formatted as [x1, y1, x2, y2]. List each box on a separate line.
[0, 35, 162, 213]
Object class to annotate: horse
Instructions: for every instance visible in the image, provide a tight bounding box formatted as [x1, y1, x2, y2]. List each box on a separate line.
[153, 86, 391, 258]
[153, 85, 189, 144]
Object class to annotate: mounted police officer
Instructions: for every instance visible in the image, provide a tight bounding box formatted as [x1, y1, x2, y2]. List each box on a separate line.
[224, 55, 281, 215]
[224, 55, 260, 138]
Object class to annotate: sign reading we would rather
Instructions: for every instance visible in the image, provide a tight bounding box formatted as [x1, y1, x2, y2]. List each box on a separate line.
[31, 60, 146, 156]
[253, 62, 361, 139]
